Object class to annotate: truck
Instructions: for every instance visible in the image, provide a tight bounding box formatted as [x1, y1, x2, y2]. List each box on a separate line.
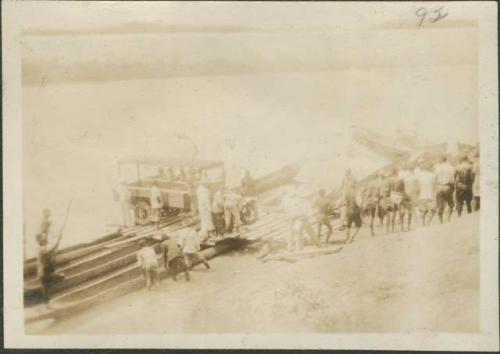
[116, 155, 258, 228]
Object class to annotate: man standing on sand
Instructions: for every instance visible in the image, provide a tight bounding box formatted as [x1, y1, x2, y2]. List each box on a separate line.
[455, 155, 474, 216]
[313, 189, 333, 245]
[363, 177, 381, 237]
[338, 169, 357, 228]
[377, 172, 392, 232]
[472, 150, 480, 210]
[161, 234, 189, 282]
[345, 182, 362, 243]
[434, 156, 455, 223]
[416, 163, 437, 226]
[401, 163, 419, 231]
[137, 239, 160, 290]
[181, 228, 210, 270]
[150, 182, 163, 229]
[389, 168, 406, 232]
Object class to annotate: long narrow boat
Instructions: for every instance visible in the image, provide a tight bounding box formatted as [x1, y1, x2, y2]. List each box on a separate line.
[24, 163, 301, 309]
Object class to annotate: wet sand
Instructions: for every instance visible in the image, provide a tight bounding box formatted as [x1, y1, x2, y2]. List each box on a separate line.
[40, 212, 479, 334]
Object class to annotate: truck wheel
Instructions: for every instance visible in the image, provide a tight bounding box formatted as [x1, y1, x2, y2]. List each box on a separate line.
[163, 207, 180, 217]
[134, 201, 151, 225]
[241, 202, 258, 225]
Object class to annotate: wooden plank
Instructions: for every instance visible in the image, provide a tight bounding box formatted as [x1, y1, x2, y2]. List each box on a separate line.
[262, 246, 344, 263]
[25, 238, 243, 324]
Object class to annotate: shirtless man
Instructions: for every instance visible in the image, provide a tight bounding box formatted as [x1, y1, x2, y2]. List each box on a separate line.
[434, 156, 455, 223]
[314, 189, 333, 245]
[377, 172, 392, 232]
[454, 155, 474, 216]
[416, 163, 437, 226]
[363, 177, 380, 236]
[401, 163, 419, 230]
[389, 168, 406, 232]
[339, 169, 357, 228]
[345, 182, 362, 243]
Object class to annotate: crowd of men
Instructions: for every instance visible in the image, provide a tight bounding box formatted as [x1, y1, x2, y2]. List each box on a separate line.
[35, 148, 480, 303]
[136, 227, 211, 290]
[280, 148, 480, 253]
[131, 168, 257, 289]
[34, 168, 257, 306]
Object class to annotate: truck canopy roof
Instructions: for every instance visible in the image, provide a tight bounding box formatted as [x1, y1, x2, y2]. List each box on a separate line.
[117, 155, 223, 170]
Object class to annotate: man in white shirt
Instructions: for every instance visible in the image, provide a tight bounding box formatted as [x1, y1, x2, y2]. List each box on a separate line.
[118, 181, 133, 228]
[181, 228, 210, 270]
[150, 182, 163, 229]
[401, 163, 419, 230]
[417, 164, 437, 226]
[434, 156, 455, 223]
[197, 181, 214, 238]
[137, 239, 160, 290]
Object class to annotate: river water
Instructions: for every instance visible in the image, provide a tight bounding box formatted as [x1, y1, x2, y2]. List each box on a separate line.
[22, 63, 477, 258]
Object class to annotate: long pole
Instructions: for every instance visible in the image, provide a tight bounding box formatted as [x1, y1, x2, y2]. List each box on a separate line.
[61, 200, 73, 233]
[56, 200, 72, 248]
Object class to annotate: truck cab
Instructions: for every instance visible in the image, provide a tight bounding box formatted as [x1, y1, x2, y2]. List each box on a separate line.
[117, 155, 226, 225]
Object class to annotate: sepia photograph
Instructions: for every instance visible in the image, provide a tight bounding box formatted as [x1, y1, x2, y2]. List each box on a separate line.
[2, 0, 498, 350]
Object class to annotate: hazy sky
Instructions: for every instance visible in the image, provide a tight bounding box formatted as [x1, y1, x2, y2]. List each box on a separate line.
[18, 2, 479, 253]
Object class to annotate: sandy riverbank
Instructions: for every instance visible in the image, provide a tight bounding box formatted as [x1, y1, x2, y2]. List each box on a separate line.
[38, 212, 479, 334]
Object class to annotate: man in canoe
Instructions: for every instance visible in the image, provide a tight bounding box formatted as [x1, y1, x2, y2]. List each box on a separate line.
[36, 209, 65, 309]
